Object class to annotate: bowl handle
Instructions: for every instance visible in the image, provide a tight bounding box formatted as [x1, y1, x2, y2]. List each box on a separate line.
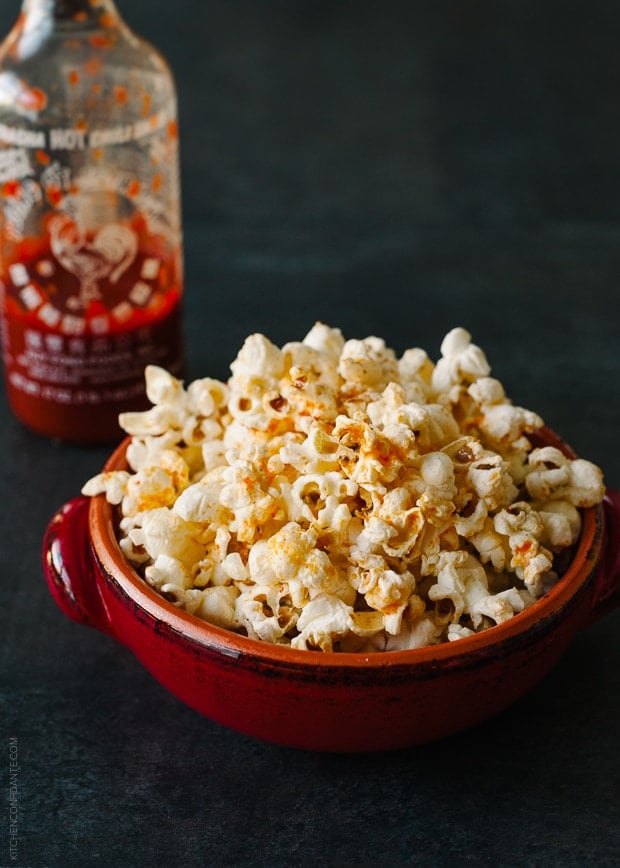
[591, 489, 620, 618]
[42, 496, 115, 637]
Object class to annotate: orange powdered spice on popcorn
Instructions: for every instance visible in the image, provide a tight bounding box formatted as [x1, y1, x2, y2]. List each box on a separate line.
[2, 180, 21, 198]
[45, 186, 63, 206]
[114, 85, 129, 105]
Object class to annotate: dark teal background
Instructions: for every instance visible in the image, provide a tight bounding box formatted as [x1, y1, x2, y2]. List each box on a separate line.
[1, 2, 619, 866]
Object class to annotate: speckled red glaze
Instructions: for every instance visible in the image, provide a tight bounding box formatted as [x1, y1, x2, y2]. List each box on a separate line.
[43, 430, 620, 752]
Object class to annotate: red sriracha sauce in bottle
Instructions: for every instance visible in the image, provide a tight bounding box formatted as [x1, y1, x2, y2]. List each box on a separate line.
[0, 0, 184, 443]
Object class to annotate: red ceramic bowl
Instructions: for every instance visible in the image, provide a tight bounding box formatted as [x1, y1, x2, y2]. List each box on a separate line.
[43, 430, 620, 752]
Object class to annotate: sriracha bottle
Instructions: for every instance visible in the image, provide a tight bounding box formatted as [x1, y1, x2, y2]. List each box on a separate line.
[0, 0, 184, 442]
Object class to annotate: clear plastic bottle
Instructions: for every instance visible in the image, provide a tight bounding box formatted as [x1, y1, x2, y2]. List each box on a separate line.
[0, 0, 184, 442]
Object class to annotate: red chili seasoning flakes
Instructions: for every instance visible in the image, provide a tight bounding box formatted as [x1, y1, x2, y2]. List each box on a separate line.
[76, 119, 88, 132]
[92, 148, 103, 161]
[99, 13, 117, 29]
[68, 69, 80, 86]
[167, 120, 179, 140]
[35, 150, 51, 165]
[152, 173, 163, 193]
[2, 180, 21, 198]
[126, 180, 141, 198]
[140, 92, 151, 117]
[113, 85, 129, 105]
[46, 186, 63, 206]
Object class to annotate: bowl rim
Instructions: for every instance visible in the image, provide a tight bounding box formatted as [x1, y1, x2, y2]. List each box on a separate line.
[89, 432, 604, 671]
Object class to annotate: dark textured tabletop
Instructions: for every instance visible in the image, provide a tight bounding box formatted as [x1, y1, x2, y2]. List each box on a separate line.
[1, 1, 619, 866]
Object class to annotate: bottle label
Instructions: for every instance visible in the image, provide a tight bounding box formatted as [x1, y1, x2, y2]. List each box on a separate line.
[0, 101, 175, 152]
[0, 99, 183, 440]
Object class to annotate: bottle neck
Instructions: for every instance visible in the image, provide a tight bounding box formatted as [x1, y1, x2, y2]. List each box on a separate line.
[21, 0, 121, 25]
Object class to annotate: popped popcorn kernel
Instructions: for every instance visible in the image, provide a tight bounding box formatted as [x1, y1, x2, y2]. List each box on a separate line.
[525, 447, 605, 507]
[83, 324, 606, 652]
[82, 470, 130, 504]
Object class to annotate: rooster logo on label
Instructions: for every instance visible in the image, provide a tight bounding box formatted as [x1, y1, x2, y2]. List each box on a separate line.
[49, 214, 138, 310]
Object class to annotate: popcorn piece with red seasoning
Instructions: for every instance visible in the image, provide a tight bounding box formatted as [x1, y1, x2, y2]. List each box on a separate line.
[121, 466, 179, 515]
[493, 503, 554, 594]
[334, 415, 404, 486]
[219, 459, 285, 544]
[265, 521, 353, 608]
[368, 387, 460, 453]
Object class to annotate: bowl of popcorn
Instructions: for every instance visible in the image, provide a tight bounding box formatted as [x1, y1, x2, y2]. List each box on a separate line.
[43, 325, 620, 752]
